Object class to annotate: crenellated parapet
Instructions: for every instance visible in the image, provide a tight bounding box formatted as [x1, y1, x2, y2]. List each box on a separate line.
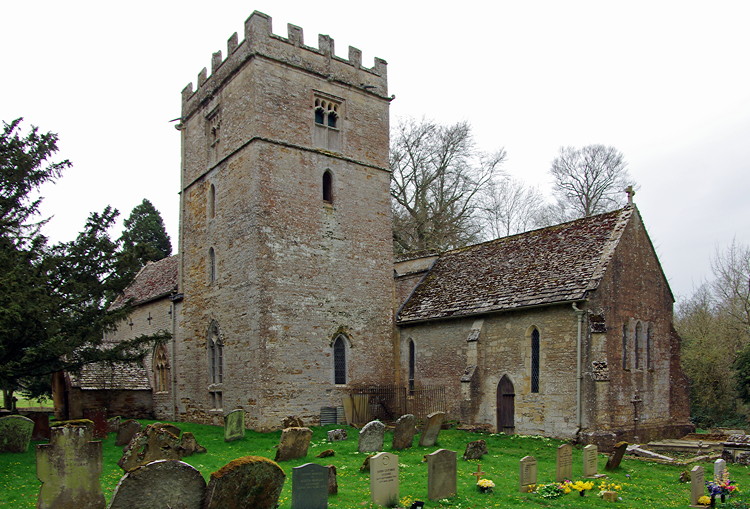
[181, 11, 388, 119]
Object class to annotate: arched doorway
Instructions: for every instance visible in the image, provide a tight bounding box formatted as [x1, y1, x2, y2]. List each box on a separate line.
[497, 375, 515, 434]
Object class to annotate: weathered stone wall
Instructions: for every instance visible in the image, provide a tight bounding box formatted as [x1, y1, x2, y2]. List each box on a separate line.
[66, 389, 153, 419]
[176, 11, 394, 429]
[399, 304, 580, 439]
[584, 208, 693, 444]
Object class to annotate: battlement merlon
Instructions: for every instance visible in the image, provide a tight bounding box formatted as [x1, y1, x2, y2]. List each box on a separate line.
[181, 10, 389, 116]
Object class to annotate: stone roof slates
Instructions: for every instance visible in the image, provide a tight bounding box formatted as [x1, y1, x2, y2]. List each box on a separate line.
[111, 256, 179, 309]
[70, 361, 151, 391]
[397, 207, 633, 323]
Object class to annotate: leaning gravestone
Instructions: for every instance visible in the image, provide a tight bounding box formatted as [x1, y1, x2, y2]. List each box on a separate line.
[392, 414, 417, 450]
[0, 415, 34, 452]
[109, 459, 206, 509]
[327, 429, 347, 442]
[583, 444, 599, 477]
[179, 432, 207, 456]
[203, 456, 286, 509]
[519, 455, 537, 493]
[463, 439, 488, 460]
[427, 449, 457, 501]
[27, 412, 51, 441]
[556, 443, 573, 482]
[418, 411, 446, 447]
[605, 441, 628, 471]
[370, 451, 399, 507]
[690, 465, 705, 507]
[36, 423, 105, 509]
[359, 420, 386, 453]
[224, 409, 245, 442]
[82, 408, 108, 439]
[275, 427, 313, 461]
[291, 462, 329, 509]
[115, 419, 142, 447]
[118, 423, 183, 471]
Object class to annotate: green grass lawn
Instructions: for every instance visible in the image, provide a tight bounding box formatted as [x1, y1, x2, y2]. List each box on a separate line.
[1, 421, 749, 508]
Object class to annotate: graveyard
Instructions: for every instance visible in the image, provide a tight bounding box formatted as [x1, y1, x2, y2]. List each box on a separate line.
[2, 416, 750, 508]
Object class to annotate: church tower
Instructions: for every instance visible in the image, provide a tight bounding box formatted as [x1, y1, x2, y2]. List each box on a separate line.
[175, 11, 394, 429]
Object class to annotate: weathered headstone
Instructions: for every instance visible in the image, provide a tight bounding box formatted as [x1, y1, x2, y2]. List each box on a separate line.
[519, 455, 537, 493]
[224, 409, 245, 442]
[179, 431, 207, 456]
[115, 419, 142, 447]
[605, 441, 628, 471]
[327, 428, 347, 442]
[690, 465, 705, 507]
[153, 422, 181, 436]
[327, 464, 338, 495]
[418, 411, 446, 447]
[118, 423, 183, 471]
[370, 451, 399, 507]
[109, 459, 206, 509]
[275, 427, 313, 461]
[203, 456, 286, 509]
[27, 412, 51, 441]
[583, 444, 598, 477]
[556, 443, 573, 482]
[463, 439, 488, 460]
[291, 462, 329, 509]
[392, 414, 417, 450]
[36, 423, 105, 509]
[82, 408, 108, 439]
[283, 416, 304, 428]
[714, 457, 727, 480]
[0, 415, 34, 452]
[359, 420, 385, 453]
[107, 416, 121, 433]
[427, 449, 457, 501]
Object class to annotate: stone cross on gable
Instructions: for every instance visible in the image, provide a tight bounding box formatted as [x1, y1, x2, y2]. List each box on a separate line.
[625, 185, 636, 204]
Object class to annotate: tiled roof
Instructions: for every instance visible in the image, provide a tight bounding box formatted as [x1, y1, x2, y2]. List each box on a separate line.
[397, 206, 634, 323]
[70, 361, 151, 391]
[111, 255, 178, 309]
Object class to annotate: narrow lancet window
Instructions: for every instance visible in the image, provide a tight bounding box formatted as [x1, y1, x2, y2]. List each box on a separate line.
[333, 335, 347, 385]
[531, 328, 540, 393]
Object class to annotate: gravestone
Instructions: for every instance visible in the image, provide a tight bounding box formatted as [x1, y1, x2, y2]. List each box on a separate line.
[392, 414, 417, 450]
[690, 465, 705, 507]
[109, 459, 206, 509]
[714, 458, 727, 480]
[556, 443, 573, 482]
[153, 422, 181, 436]
[418, 411, 446, 447]
[291, 462, 329, 509]
[327, 465, 338, 495]
[27, 412, 51, 441]
[0, 415, 34, 452]
[519, 455, 537, 493]
[82, 408, 108, 439]
[327, 429, 347, 442]
[179, 432, 207, 456]
[583, 444, 599, 477]
[370, 451, 399, 507]
[36, 423, 105, 509]
[275, 427, 313, 461]
[316, 449, 335, 458]
[359, 420, 385, 453]
[283, 416, 304, 428]
[203, 456, 286, 509]
[605, 441, 628, 471]
[118, 423, 183, 471]
[107, 416, 121, 433]
[463, 439, 487, 460]
[224, 409, 245, 442]
[115, 419, 142, 447]
[427, 449, 457, 501]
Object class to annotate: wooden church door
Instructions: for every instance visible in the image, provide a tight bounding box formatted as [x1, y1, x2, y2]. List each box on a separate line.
[497, 375, 515, 434]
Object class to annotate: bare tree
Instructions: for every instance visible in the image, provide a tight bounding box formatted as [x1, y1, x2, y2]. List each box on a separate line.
[549, 144, 635, 218]
[479, 177, 545, 238]
[390, 118, 506, 255]
[711, 239, 750, 333]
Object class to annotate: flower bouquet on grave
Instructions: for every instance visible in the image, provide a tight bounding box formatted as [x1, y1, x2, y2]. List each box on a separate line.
[570, 480, 595, 496]
[706, 469, 739, 503]
[535, 482, 566, 499]
[477, 478, 495, 493]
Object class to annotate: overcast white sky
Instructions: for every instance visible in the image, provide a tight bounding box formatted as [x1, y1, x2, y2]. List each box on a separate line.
[1, 1, 748, 300]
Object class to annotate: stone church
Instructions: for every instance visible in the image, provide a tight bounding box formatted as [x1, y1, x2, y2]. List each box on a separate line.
[56, 10, 692, 448]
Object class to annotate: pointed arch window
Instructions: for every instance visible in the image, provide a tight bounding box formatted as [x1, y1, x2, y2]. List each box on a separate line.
[531, 328, 540, 393]
[408, 339, 416, 394]
[153, 345, 169, 393]
[208, 322, 223, 384]
[333, 334, 347, 385]
[322, 170, 333, 204]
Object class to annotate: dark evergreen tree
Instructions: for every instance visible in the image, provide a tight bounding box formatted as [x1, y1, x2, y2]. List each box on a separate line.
[117, 199, 172, 284]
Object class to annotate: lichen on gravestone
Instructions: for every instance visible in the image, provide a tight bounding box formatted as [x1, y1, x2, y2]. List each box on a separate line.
[203, 456, 285, 509]
[0, 415, 34, 453]
[108, 459, 206, 509]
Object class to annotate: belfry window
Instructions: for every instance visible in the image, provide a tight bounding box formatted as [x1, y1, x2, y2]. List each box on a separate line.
[314, 98, 339, 127]
[323, 170, 333, 203]
[530, 328, 540, 393]
[313, 94, 342, 151]
[333, 334, 347, 385]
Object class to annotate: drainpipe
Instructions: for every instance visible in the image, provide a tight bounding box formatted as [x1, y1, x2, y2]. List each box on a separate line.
[572, 302, 585, 435]
[170, 297, 178, 421]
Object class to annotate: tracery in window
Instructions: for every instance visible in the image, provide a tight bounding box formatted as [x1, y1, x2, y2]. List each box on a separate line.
[154, 345, 169, 393]
[313, 94, 342, 151]
[208, 321, 223, 384]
